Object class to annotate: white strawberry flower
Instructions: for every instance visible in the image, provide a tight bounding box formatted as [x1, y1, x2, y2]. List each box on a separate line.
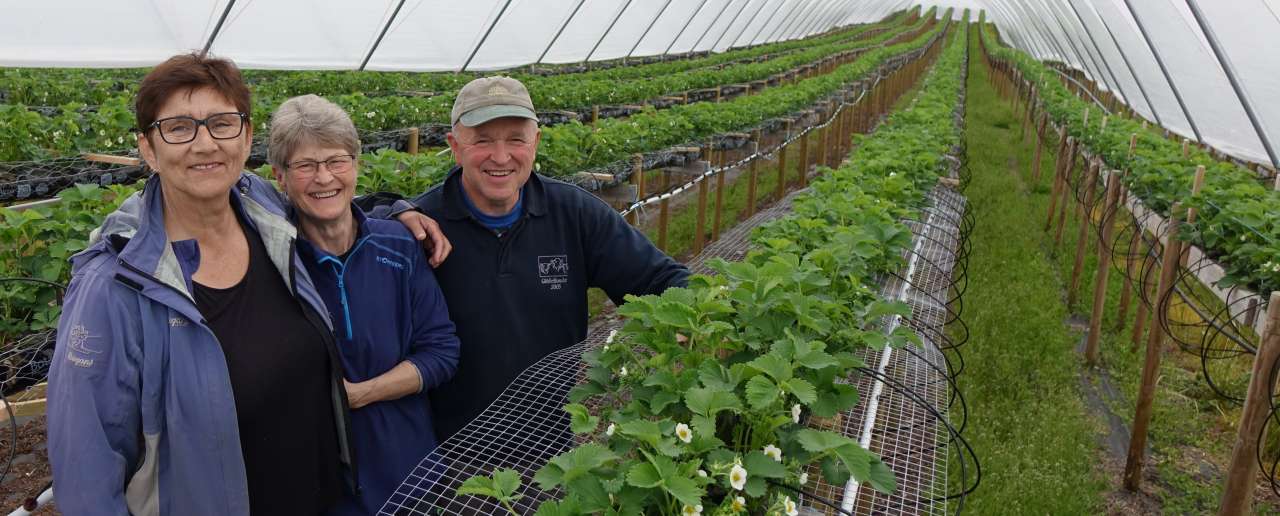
[731, 496, 746, 512]
[763, 444, 782, 461]
[682, 504, 703, 516]
[791, 403, 802, 424]
[606, 329, 618, 344]
[697, 469, 708, 478]
[675, 423, 693, 443]
[784, 496, 799, 516]
[366, 111, 376, 119]
[619, 366, 628, 377]
[605, 423, 616, 436]
[799, 472, 808, 485]
[729, 461, 748, 491]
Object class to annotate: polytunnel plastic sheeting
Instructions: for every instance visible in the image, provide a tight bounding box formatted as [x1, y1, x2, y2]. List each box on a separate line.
[1115, 0, 1270, 164]
[1084, 0, 1196, 142]
[537, 0, 630, 64]
[1194, 0, 1280, 166]
[365, 0, 514, 71]
[601, 0, 715, 61]
[381, 0, 586, 72]
[0, 1, 219, 67]
[209, 0, 401, 70]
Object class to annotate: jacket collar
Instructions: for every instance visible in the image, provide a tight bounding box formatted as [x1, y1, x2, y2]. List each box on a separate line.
[295, 203, 370, 265]
[439, 165, 548, 222]
[103, 173, 299, 300]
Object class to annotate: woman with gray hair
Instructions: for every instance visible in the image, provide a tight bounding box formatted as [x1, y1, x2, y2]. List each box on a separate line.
[270, 94, 461, 515]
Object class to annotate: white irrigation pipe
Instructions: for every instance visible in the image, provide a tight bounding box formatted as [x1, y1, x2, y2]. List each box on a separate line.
[841, 197, 932, 512]
[7, 486, 53, 516]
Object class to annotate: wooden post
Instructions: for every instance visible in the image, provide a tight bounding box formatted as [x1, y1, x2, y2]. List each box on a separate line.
[1124, 203, 1183, 491]
[627, 154, 643, 226]
[592, 105, 599, 127]
[776, 120, 791, 199]
[746, 130, 761, 217]
[1182, 139, 1191, 159]
[1022, 88, 1034, 141]
[1046, 128, 1070, 228]
[1068, 159, 1100, 307]
[712, 148, 725, 242]
[1031, 114, 1047, 185]
[694, 160, 708, 255]
[798, 125, 810, 187]
[657, 170, 671, 253]
[1219, 292, 1280, 515]
[818, 110, 830, 169]
[1131, 250, 1158, 351]
[407, 127, 420, 154]
[1054, 138, 1078, 246]
[1180, 166, 1207, 267]
[1085, 172, 1123, 365]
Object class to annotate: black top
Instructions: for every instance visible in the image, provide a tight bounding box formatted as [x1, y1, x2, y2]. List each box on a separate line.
[368, 168, 689, 440]
[193, 217, 343, 515]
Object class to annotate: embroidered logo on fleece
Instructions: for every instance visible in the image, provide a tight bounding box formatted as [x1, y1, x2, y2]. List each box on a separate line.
[537, 255, 569, 290]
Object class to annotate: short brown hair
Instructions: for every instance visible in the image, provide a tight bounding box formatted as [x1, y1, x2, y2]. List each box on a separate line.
[135, 53, 251, 134]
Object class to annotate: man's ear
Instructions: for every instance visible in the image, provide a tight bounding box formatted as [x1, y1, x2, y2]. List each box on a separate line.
[271, 165, 284, 184]
[446, 131, 463, 166]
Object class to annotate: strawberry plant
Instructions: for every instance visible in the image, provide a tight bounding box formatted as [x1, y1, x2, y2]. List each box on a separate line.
[455, 16, 968, 515]
[981, 24, 1280, 294]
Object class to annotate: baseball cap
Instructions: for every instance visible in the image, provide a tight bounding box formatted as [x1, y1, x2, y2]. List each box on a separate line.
[451, 76, 539, 127]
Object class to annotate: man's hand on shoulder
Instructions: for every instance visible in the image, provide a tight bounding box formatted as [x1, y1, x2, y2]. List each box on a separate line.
[397, 211, 452, 267]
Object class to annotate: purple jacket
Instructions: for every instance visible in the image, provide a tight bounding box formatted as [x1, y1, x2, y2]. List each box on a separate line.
[47, 173, 356, 515]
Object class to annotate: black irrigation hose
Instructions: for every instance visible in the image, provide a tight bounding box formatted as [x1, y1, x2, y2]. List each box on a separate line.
[768, 479, 856, 516]
[854, 365, 980, 514]
[0, 277, 66, 486]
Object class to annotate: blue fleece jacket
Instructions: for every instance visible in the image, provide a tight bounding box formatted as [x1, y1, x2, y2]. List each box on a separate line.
[296, 206, 460, 516]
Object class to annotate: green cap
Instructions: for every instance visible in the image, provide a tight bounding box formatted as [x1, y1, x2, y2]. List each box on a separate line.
[451, 76, 539, 127]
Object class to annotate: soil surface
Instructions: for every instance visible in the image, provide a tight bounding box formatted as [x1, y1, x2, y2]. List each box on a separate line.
[1, 415, 56, 514]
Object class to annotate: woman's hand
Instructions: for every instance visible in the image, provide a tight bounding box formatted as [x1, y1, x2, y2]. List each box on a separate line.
[343, 361, 424, 410]
[396, 211, 452, 267]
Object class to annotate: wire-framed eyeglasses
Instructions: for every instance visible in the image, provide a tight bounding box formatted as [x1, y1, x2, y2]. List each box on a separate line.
[286, 154, 357, 176]
[145, 112, 247, 144]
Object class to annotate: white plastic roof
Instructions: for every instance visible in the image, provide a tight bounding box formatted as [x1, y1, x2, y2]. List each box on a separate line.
[979, 0, 1280, 167]
[0, 0, 911, 70]
[1, 0, 1275, 167]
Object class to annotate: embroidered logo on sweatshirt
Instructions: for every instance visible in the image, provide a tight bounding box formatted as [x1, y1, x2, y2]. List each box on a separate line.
[538, 255, 569, 290]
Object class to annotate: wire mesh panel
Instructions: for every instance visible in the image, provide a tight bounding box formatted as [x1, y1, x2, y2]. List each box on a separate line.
[379, 340, 599, 515]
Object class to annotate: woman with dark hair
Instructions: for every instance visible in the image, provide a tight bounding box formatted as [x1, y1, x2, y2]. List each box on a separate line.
[45, 54, 448, 515]
[269, 94, 460, 515]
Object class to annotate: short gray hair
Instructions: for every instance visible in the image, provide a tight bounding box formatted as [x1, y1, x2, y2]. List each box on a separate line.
[268, 94, 360, 171]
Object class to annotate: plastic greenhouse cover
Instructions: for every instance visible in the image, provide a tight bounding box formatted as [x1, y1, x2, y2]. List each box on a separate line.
[2, 0, 1274, 165]
[0, 0, 894, 70]
[971, 0, 1280, 165]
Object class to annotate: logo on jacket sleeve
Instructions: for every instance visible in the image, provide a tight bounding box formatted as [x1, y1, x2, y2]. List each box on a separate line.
[66, 324, 102, 368]
[537, 255, 569, 290]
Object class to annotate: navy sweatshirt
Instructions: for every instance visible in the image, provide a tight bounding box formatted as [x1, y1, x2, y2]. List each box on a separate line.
[370, 167, 689, 440]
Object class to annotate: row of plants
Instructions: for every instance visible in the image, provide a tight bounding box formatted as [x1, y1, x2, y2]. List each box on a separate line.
[0, 12, 923, 162]
[0, 12, 947, 360]
[455, 18, 968, 516]
[979, 24, 1280, 295]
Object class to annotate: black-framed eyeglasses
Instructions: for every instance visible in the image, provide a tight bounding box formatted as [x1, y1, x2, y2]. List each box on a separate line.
[145, 112, 247, 144]
[286, 154, 357, 176]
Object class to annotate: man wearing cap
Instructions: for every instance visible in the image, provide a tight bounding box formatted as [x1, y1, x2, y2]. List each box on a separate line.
[375, 76, 689, 440]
